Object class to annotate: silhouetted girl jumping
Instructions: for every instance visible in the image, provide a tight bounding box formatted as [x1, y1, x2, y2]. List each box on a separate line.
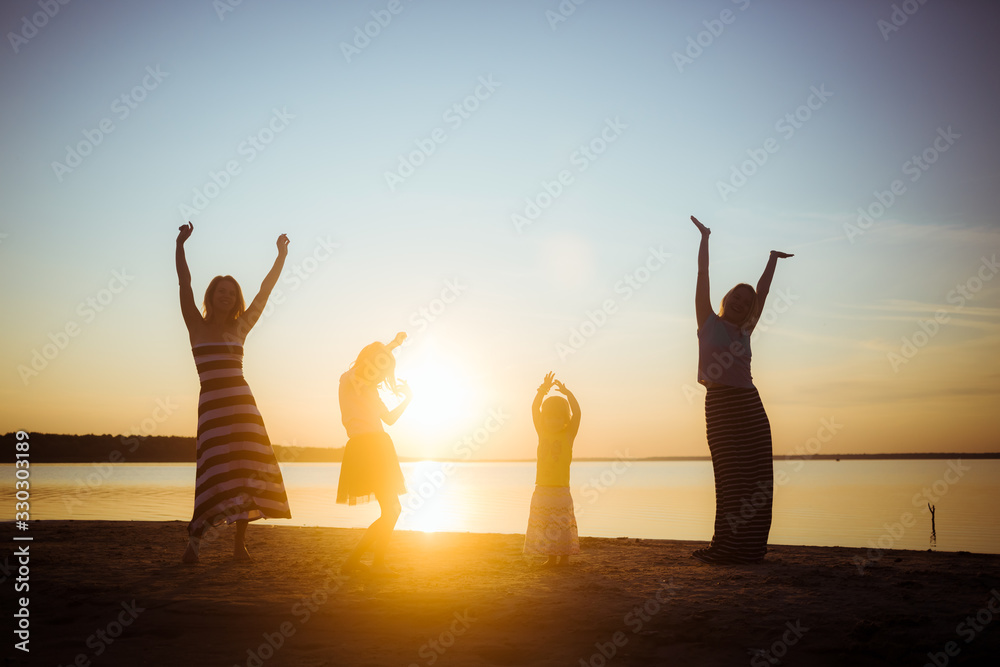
[337, 332, 411, 576]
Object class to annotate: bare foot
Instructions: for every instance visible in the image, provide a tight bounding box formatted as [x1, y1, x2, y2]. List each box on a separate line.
[233, 546, 252, 562]
[540, 557, 558, 568]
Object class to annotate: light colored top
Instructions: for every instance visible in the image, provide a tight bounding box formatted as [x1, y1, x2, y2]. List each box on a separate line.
[339, 371, 385, 438]
[697, 311, 754, 389]
[535, 427, 577, 487]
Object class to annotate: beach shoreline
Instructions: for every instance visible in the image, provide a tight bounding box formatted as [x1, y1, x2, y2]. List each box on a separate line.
[10, 520, 1000, 666]
[4, 430, 1000, 464]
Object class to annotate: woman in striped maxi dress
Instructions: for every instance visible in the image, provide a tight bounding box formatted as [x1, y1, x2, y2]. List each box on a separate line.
[690, 215, 793, 565]
[176, 222, 292, 563]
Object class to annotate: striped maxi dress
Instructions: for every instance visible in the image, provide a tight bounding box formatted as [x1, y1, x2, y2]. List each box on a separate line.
[700, 385, 773, 563]
[188, 342, 291, 538]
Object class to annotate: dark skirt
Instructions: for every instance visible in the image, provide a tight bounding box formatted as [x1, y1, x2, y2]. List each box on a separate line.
[699, 385, 773, 564]
[336, 431, 406, 505]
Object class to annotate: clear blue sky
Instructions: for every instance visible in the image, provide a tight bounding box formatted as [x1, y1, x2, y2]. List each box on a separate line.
[2, 0, 998, 458]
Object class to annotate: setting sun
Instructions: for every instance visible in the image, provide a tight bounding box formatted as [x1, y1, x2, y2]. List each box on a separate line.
[393, 342, 479, 433]
[4, 2, 1000, 664]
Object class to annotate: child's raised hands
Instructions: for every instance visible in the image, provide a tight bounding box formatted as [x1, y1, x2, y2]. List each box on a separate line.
[537, 372, 572, 396]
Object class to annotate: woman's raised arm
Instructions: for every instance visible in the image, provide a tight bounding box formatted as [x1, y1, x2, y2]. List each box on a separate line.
[753, 250, 794, 320]
[175, 222, 201, 333]
[241, 234, 290, 333]
[691, 216, 712, 329]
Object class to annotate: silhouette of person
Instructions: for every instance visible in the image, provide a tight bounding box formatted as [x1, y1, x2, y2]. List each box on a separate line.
[690, 215, 793, 565]
[176, 222, 292, 563]
[523, 372, 582, 566]
[337, 332, 411, 576]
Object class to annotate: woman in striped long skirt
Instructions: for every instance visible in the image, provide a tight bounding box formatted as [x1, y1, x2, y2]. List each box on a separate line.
[690, 215, 793, 565]
[176, 222, 292, 563]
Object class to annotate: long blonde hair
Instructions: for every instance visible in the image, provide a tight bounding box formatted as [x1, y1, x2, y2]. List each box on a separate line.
[718, 283, 758, 331]
[202, 275, 245, 322]
[350, 342, 398, 393]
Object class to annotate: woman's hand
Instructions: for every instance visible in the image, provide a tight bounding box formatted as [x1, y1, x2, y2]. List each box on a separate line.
[691, 216, 710, 236]
[770, 250, 794, 258]
[553, 379, 568, 394]
[538, 371, 555, 393]
[276, 233, 290, 257]
[177, 222, 194, 244]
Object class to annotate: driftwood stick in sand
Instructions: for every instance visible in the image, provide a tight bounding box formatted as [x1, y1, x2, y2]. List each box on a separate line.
[928, 503, 937, 548]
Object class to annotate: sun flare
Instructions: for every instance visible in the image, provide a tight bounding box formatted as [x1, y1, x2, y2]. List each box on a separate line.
[398, 461, 463, 534]
[390, 343, 478, 432]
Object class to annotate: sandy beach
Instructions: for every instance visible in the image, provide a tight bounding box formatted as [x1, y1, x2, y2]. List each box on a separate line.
[11, 520, 1000, 666]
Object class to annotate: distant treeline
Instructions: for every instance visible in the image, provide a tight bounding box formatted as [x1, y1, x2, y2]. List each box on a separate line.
[0, 432, 344, 464]
[1, 432, 997, 464]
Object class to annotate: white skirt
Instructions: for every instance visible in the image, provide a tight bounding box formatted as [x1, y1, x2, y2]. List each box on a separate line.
[523, 485, 580, 555]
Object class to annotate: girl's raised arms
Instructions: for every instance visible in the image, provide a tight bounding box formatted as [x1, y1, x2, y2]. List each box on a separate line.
[553, 379, 581, 436]
[380, 379, 412, 426]
[531, 372, 555, 433]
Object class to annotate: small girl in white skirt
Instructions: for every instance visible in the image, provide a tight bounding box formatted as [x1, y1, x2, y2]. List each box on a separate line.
[523, 372, 581, 566]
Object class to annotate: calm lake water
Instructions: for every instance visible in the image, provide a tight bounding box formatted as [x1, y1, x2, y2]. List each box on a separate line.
[3, 460, 998, 554]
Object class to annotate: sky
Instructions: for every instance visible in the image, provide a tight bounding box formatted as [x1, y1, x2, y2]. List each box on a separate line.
[1, 0, 998, 460]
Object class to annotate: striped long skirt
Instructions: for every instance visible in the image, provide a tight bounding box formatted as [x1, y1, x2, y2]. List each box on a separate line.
[188, 343, 291, 538]
[699, 385, 773, 564]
